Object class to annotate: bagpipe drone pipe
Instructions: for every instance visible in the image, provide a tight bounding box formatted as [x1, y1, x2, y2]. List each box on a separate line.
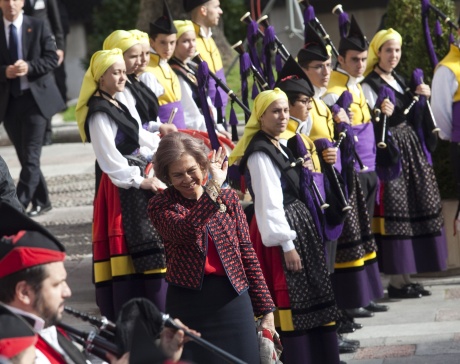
[240, 12, 291, 89]
[371, 85, 402, 181]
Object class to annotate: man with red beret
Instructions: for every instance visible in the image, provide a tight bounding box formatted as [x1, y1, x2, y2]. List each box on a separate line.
[0, 202, 197, 364]
[0, 201, 87, 364]
[0, 305, 37, 364]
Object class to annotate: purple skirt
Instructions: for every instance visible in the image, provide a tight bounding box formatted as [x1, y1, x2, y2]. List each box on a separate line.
[374, 122, 447, 274]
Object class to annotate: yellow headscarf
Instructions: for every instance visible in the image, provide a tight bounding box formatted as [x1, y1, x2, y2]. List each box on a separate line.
[229, 88, 288, 165]
[128, 29, 150, 45]
[364, 28, 402, 76]
[75, 48, 124, 142]
[173, 20, 195, 40]
[103, 30, 140, 52]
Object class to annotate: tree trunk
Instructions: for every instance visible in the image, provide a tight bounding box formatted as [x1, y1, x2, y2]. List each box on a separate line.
[137, 0, 233, 65]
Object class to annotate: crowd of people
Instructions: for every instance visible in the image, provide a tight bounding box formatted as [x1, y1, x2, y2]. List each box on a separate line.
[0, 0, 457, 363]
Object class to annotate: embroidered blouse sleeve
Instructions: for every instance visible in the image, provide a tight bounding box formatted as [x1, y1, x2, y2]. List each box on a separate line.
[247, 152, 297, 252]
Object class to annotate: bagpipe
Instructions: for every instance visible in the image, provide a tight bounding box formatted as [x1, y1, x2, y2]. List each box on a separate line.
[298, 0, 340, 59]
[192, 53, 251, 120]
[287, 134, 350, 241]
[330, 91, 369, 172]
[240, 12, 292, 89]
[408, 68, 439, 155]
[231, 39, 270, 117]
[289, 135, 330, 212]
[372, 85, 402, 181]
[193, 53, 248, 143]
[60, 299, 247, 364]
[240, 12, 290, 62]
[421, 0, 458, 69]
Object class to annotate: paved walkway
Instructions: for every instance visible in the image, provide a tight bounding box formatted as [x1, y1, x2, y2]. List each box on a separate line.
[1, 131, 460, 362]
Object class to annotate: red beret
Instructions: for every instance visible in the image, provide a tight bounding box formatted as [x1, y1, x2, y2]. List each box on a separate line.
[0, 306, 37, 359]
[0, 202, 65, 278]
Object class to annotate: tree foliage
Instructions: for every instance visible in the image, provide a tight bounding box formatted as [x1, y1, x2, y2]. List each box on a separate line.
[85, 0, 140, 66]
[385, 0, 455, 82]
[385, 0, 457, 199]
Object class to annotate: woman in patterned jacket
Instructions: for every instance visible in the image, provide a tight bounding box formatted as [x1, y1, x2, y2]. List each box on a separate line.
[148, 132, 275, 364]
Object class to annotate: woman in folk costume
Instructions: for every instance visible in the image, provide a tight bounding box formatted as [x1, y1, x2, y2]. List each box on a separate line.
[75, 49, 169, 320]
[145, 0, 185, 128]
[169, 20, 231, 139]
[103, 30, 176, 137]
[276, 56, 339, 275]
[229, 89, 340, 364]
[361, 29, 447, 299]
[298, 23, 384, 323]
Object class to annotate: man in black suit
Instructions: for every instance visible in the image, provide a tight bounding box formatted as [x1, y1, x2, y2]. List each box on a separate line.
[23, 0, 67, 145]
[0, 0, 65, 216]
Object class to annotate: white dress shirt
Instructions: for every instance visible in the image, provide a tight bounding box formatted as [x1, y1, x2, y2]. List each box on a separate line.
[3, 12, 29, 90]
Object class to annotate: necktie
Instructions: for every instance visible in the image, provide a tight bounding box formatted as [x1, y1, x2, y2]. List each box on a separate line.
[9, 24, 21, 97]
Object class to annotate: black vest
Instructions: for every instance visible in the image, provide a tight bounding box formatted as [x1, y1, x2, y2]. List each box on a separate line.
[240, 131, 301, 206]
[127, 74, 159, 124]
[363, 70, 413, 127]
[169, 58, 202, 109]
[85, 96, 140, 156]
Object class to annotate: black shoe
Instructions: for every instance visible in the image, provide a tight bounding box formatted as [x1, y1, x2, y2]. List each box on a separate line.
[27, 205, 52, 217]
[337, 320, 355, 334]
[340, 362, 347, 364]
[337, 336, 358, 354]
[407, 283, 431, 296]
[342, 337, 360, 347]
[345, 307, 374, 318]
[352, 321, 363, 330]
[387, 284, 422, 299]
[365, 300, 389, 312]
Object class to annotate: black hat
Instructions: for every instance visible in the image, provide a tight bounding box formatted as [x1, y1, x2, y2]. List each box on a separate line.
[338, 15, 368, 54]
[297, 23, 331, 64]
[149, 0, 177, 36]
[0, 306, 37, 359]
[0, 202, 65, 279]
[276, 56, 314, 97]
[183, 0, 209, 13]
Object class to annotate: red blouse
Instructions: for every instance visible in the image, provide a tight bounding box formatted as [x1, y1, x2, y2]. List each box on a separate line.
[204, 234, 226, 275]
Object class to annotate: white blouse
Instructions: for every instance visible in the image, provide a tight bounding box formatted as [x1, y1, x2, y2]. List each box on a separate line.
[431, 65, 458, 141]
[247, 151, 297, 252]
[88, 109, 160, 189]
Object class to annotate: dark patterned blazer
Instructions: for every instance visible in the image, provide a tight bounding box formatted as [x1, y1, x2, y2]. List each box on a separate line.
[148, 187, 275, 316]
